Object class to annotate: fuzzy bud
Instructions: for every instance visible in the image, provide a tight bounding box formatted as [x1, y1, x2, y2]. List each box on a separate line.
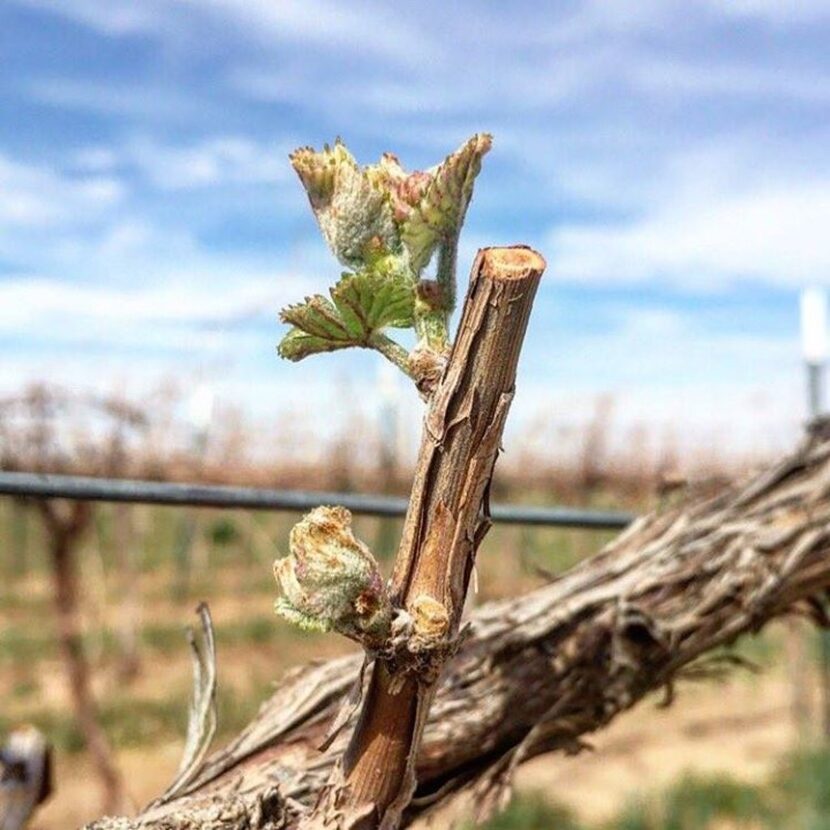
[274, 506, 392, 646]
[288, 135, 491, 280]
[289, 141, 401, 268]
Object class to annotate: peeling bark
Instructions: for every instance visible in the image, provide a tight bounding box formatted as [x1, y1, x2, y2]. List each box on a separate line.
[88, 420, 830, 829]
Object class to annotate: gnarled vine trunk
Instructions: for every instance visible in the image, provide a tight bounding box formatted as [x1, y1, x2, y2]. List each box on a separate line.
[88, 420, 830, 829]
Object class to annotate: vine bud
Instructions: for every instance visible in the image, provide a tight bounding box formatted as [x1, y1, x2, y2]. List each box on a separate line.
[274, 506, 392, 647]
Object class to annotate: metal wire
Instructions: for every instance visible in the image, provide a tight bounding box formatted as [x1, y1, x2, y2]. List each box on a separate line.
[0, 471, 634, 530]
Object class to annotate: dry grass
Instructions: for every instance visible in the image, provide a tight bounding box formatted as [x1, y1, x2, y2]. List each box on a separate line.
[2, 500, 820, 828]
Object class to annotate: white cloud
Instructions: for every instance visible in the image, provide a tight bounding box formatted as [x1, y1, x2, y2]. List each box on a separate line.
[0, 154, 124, 227]
[510, 377, 802, 464]
[8, 0, 165, 35]
[0, 270, 313, 344]
[550, 181, 830, 288]
[0, 211, 196, 286]
[188, 0, 440, 67]
[628, 57, 830, 104]
[72, 147, 121, 173]
[232, 51, 604, 117]
[71, 136, 296, 189]
[128, 136, 293, 189]
[28, 78, 211, 121]
[13, 0, 438, 69]
[511, 299, 804, 461]
[539, 0, 674, 44]
[0, 140, 303, 297]
[706, 0, 830, 24]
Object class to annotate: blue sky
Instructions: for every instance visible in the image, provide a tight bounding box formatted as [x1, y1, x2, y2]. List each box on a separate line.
[2, 0, 829, 459]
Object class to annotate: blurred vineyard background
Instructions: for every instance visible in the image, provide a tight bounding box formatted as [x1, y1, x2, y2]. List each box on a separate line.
[1, 382, 826, 829]
[4, 0, 830, 827]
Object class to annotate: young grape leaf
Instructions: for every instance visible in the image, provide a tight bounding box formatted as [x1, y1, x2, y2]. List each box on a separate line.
[331, 266, 414, 333]
[277, 267, 414, 362]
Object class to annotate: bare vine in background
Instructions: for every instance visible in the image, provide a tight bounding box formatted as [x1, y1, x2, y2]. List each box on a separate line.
[0, 386, 148, 815]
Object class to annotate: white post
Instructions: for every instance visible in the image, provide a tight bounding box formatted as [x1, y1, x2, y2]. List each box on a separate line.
[800, 287, 828, 419]
[187, 383, 216, 456]
[799, 286, 829, 742]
